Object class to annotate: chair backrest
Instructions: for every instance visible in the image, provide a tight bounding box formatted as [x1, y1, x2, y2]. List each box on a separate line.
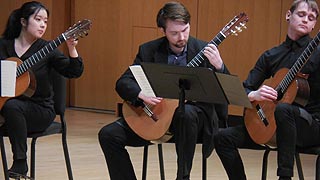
[50, 70, 67, 115]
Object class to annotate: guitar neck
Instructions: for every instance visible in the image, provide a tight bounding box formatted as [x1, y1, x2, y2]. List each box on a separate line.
[187, 32, 226, 67]
[276, 32, 320, 93]
[16, 34, 66, 77]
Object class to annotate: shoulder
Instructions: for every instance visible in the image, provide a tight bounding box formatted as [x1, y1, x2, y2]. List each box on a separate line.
[0, 38, 12, 59]
[0, 38, 10, 47]
[260, 42, 287, 60]
[137, 36, 168, 56]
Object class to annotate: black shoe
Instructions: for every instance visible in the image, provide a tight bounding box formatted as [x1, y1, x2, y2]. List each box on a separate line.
[9, 159, 28, 178]
[8, 170, 33, 180]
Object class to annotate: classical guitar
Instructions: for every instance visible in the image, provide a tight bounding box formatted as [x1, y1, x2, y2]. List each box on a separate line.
[0, 19, 92, 109]
[244, 31, 320, 146]
[123, 13, 249, 142]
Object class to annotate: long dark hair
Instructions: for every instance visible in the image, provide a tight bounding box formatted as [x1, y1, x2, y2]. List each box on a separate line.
[2, 1, 49, 40]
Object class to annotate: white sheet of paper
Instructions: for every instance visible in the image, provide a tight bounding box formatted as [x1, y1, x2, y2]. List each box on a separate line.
[129, 65, 156, 97]
[1, 60, 17, 97]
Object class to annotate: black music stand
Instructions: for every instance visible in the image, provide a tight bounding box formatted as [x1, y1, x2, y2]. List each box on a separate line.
[140, 62, 251, 179]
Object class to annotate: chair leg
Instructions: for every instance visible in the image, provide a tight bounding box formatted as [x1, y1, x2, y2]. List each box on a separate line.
[261, 149, 270, 180]
[316, 155, 320, 180]
[0, 137, 9, 180]
[30, 138, 37, 179]
[142, 145, 148, 180]
[202, 156, 207, 180]
[157, 144, 165, 180]
[295, 153, 304, 180]
[62, 128, 73, 180]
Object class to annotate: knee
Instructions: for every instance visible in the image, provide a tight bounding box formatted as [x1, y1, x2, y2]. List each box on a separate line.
[214, 129, 230, 149]
[2, 99, 21, 115]
[274, 103, 294, 124]
[182, 105, 198, 125]
[275, 103, 291, 114]
[98, 125, 115, 146]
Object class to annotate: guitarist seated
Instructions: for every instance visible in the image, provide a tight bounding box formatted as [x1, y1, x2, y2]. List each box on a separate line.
[98, 2, 230, 180]
[214, 0, 320, 180]
[0, 1, 84, 179]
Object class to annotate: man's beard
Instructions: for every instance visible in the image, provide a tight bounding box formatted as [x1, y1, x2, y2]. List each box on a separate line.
[174, 40, 187, 48]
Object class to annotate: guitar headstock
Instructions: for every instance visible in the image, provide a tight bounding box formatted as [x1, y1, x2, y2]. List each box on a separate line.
[64, 19, 92, 40]
[221, 13, 248, 37]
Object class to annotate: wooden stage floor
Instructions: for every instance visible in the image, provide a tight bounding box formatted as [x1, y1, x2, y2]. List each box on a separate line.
[0, 109, 317, 180]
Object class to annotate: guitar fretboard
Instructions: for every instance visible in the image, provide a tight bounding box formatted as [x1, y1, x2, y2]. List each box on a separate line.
[187, 32, 226, 67]
[276, 32, 320, 93]
[16, 34, 66, 77]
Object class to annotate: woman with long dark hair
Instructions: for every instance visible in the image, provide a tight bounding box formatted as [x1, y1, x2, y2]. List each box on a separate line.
[0, 1, 84, 179]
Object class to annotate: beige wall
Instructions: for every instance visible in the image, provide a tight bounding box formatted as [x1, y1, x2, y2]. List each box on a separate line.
[1, 0, 320, 115]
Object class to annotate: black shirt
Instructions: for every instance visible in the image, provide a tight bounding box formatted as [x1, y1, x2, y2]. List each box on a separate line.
[243, 35, 320, 119]
[0, 38, 84, 108]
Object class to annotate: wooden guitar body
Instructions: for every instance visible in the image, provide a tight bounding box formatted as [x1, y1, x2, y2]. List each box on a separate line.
[0, 57, 34, 109]
[244, 68, 309, 145]
[122, 99, 179, 142]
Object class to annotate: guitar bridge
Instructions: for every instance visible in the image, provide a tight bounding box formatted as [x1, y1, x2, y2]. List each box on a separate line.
[255, 104, 269, 126]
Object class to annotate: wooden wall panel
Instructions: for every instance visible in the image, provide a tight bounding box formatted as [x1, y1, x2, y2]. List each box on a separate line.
[70, 0, 120, 110]
[131, 27, 158, 60]
[198, 0, 283, 115]
[198, 0, 282, 81]
[71, 0, 198, 111]
[0, 1, 21, 35]
[3, 1, 320, 113]
[70, 0, 320, 112]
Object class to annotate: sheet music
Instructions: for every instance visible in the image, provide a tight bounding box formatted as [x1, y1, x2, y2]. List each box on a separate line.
[129, 65, 156, 97]
[1, 60, 17, 97]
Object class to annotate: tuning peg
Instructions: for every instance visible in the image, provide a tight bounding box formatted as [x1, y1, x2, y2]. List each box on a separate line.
[235, 26, 243, 32]
[240, 22, 247, 29]
[231, 30, 238, 36]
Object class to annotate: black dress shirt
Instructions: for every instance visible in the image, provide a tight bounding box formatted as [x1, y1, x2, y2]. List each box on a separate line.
[243, 35, 320, 119]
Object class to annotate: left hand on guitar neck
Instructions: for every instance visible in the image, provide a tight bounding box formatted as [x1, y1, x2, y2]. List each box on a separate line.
[66, 38, 79, 57]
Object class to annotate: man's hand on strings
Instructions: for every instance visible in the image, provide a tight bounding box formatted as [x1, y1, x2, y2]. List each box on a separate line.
[248, 85, 278, 102]
[138, 92, 162, 105]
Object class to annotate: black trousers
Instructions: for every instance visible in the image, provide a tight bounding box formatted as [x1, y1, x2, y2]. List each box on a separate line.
[98, 104, 206, 180]
[214, 103, 320, 180]
[1, 98, 55, 160]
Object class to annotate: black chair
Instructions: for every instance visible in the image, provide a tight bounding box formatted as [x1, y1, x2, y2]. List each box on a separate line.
[258, 145, 320, 180]
[116, 103, 208, 180]
[0, 70, 73, 180]
[295, 146, 320, 180]
[139, 112, 230, 180]
[228, 115, 320, 180]
[142, 143, 207, 180]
